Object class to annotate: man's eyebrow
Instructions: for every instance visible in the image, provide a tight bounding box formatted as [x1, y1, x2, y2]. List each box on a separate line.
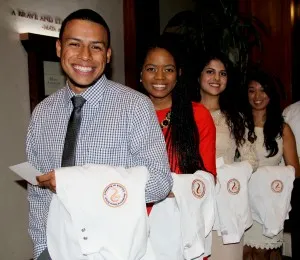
[64, 37, 81, 41]
[90, 41, 106, 45]
[64, 38, 106, 45]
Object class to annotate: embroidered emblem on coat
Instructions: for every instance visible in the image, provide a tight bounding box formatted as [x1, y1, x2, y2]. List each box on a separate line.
[103, 183, 128, 207]
[227, 178, 240, 195]
[192, 179, 206, 198]
[271, 180, 284, 193]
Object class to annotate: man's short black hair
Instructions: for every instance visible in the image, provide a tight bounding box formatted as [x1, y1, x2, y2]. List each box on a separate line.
[59, 9, 111, 47]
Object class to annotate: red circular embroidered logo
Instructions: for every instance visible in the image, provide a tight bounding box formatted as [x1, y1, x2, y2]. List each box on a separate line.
[192, 179, 206, 199]
[227, 178, 240, 195]
[271, 180, 284, 193]
[103, 183, 128, 207]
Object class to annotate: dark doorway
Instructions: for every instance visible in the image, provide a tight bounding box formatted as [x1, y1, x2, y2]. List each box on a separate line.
[123, 0, 160, 90]
[292, 0, 300, 102]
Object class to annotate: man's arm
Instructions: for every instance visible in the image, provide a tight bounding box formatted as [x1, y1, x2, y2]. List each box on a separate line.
[129, 96, 173, 203]
[26, 114, 52, 260]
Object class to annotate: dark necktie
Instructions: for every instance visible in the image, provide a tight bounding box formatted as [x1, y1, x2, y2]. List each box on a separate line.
[61, 96, 86, 167]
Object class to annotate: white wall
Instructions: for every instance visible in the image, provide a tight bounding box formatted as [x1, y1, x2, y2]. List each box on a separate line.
[159, 0, 195, 33]
[0, 0, 124, 259]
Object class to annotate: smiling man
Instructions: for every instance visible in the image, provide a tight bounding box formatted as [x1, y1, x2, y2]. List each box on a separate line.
[26, 9, 172, 260]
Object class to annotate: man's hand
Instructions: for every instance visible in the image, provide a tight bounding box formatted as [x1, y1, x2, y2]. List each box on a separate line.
[167, 191, 175, 198]
[36, 170, 56, 193]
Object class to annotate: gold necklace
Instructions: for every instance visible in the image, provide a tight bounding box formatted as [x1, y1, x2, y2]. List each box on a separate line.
[160, 111, 171, 129]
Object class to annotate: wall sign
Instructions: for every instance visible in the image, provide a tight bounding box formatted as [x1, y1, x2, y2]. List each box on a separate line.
[11, 7, 62, 36]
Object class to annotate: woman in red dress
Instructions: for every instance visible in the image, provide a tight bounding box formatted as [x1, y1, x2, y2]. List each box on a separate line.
[140, 37, 216, 259]
[140, 37, 216, 177]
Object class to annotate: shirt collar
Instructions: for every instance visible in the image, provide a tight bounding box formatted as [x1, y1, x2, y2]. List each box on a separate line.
[63, 75, 108, 107]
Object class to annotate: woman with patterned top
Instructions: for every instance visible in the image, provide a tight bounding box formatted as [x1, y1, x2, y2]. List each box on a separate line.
[242, 70, 300, 260]
[195, 52, 258, 260]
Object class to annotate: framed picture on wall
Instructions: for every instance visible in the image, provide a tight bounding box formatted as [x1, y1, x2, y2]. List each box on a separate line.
[43, 61, 65, 96]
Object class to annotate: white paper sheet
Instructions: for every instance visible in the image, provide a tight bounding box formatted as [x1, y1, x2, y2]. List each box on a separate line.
[9, 162, 42, 185]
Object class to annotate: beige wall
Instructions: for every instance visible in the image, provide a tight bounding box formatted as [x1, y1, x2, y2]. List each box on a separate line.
[159, 0, 195, 33]
[0, 0, 124, 259]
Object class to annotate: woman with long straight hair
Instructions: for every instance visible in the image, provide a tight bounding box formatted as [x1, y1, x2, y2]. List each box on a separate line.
[242, 69, 300, 260]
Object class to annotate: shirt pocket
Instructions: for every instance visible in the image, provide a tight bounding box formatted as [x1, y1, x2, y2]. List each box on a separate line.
[83, 121, 129, 165]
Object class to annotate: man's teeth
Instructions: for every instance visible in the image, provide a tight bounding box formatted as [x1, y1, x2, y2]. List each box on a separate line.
[74, 65, 93, 72]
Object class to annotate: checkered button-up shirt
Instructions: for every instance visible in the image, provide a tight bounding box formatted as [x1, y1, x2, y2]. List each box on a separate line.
[26, 75, 172, 259]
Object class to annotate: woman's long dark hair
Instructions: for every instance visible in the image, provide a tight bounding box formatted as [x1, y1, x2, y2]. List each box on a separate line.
[243, 70, 284, 157]
[194, 52, 246, 147]
[140, 36, 206, 173]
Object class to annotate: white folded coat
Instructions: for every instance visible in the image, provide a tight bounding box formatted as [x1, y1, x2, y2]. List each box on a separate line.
[214, 158, 253, 244]
[46, 164, 150, 260]
[248, 165, 295, 238]
[149, 171, 215, 260]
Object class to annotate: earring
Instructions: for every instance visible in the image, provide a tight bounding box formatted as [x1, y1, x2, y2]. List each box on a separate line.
[140, 79, 142, 82]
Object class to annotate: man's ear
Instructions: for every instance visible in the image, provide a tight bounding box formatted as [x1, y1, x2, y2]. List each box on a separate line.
[56, 39, 62, 58]
[106, 48, 112, 64]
